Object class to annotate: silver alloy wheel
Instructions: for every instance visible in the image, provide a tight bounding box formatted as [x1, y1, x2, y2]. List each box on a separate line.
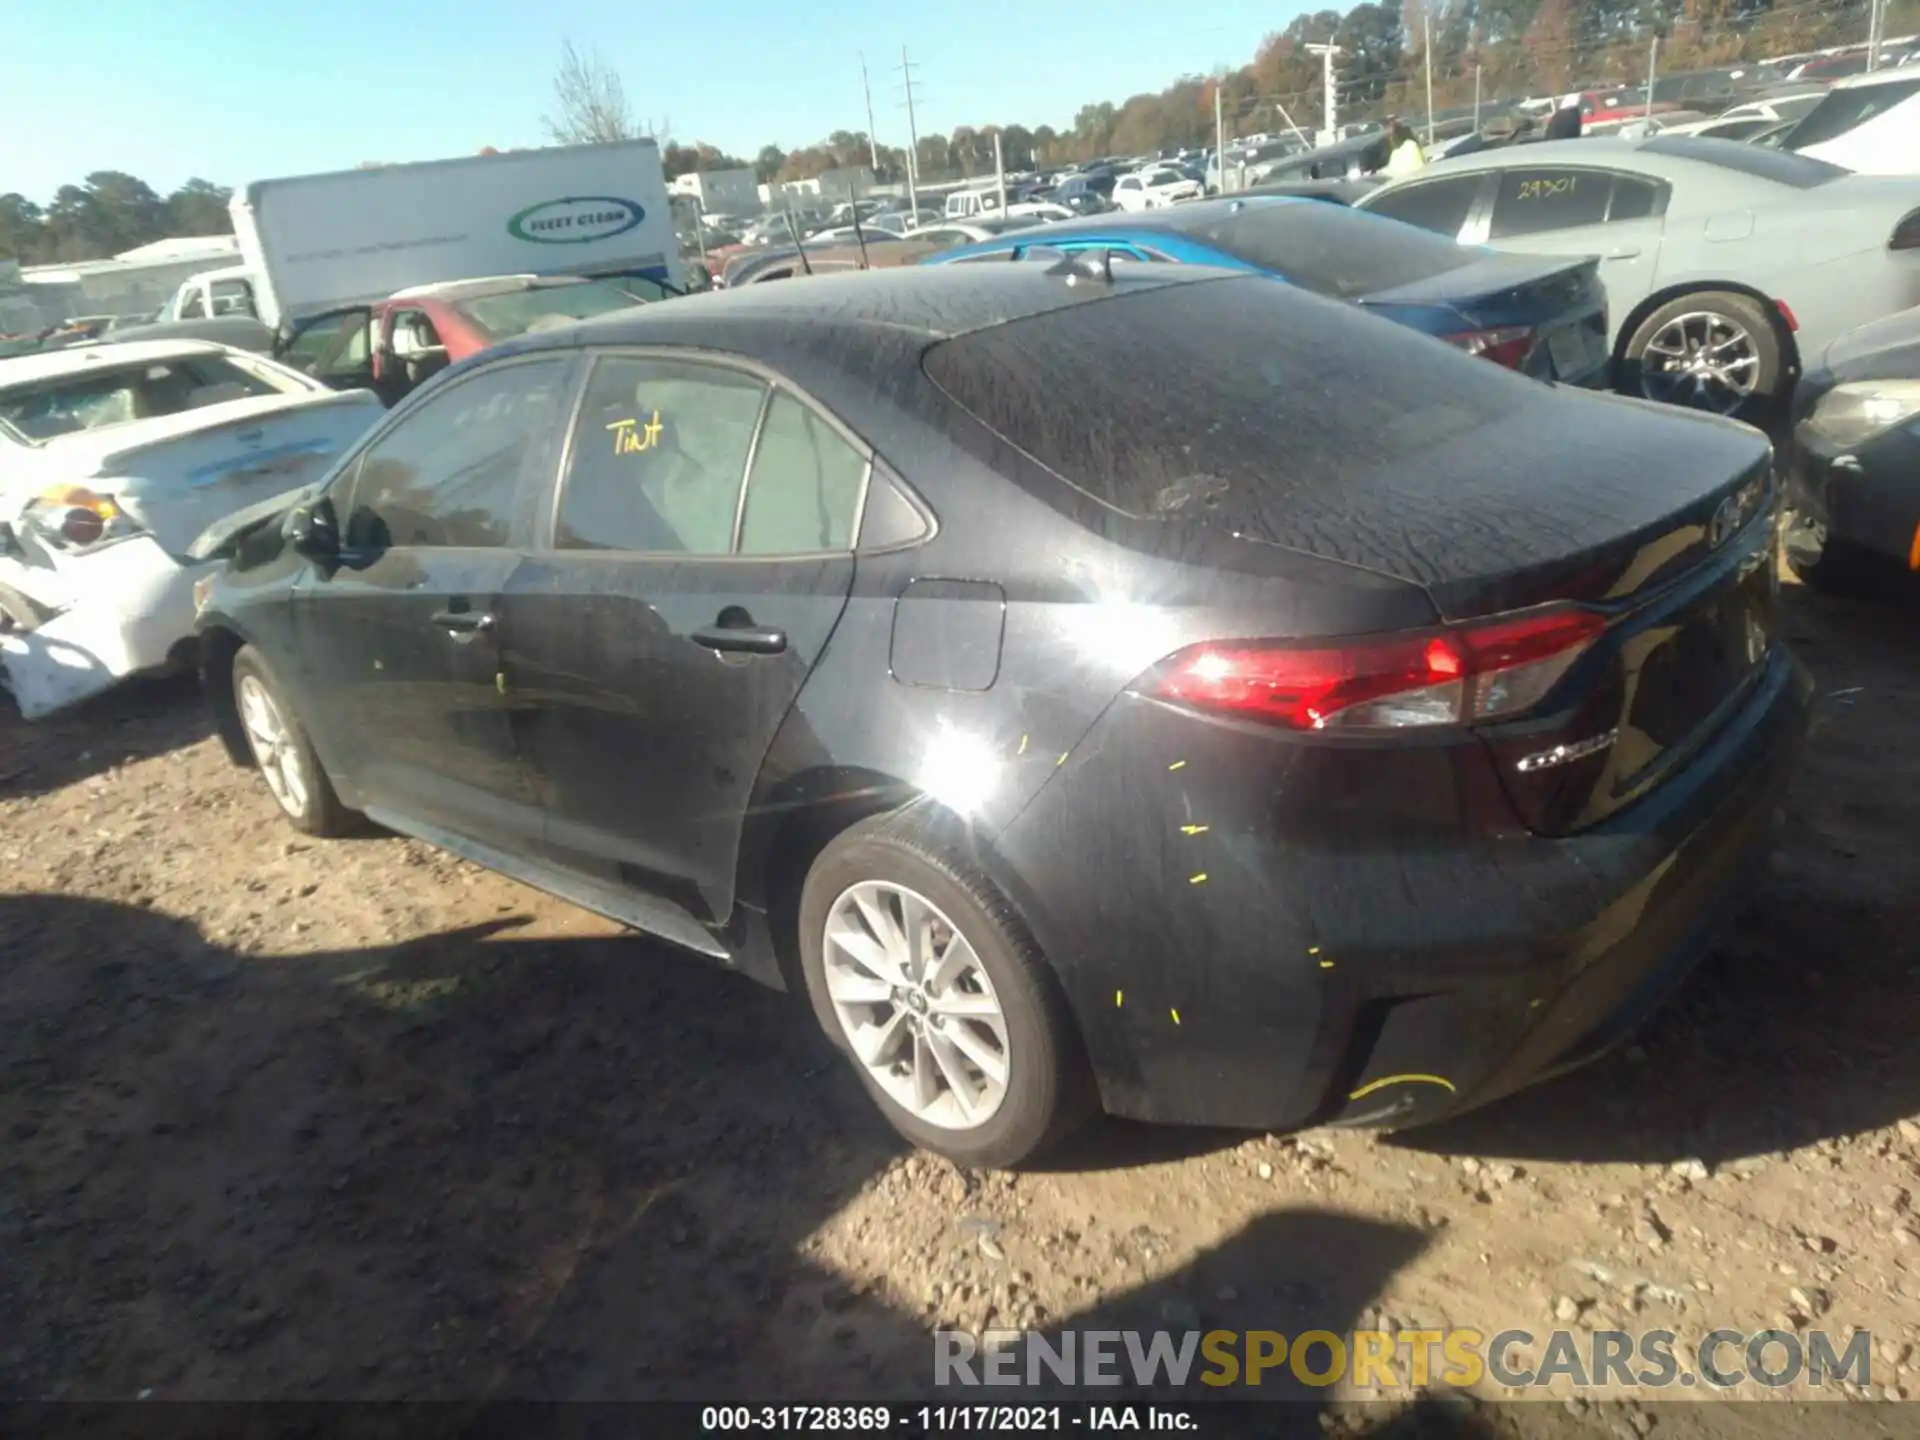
[1638, 310, 1760, 414]
[237, 674, 311, 819]
[822, 880, 1011, 1130]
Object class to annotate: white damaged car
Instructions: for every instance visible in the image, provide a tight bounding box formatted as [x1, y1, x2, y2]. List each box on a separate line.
[0, 340, 383, 718]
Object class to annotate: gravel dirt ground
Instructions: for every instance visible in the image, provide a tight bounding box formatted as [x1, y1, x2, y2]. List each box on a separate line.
[2, 578, 1918, 1436]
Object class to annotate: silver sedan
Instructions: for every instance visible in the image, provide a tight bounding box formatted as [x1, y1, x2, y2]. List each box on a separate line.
[1354, 135, 1920, 418]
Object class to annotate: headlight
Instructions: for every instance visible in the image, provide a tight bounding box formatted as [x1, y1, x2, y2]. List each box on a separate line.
[22, 485, 142, 551]
[1804, 379, 1920, 450]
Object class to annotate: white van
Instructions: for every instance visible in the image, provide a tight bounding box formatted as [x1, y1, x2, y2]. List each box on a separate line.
[1785, 67, 1920, 174]
[944, 188, 1003, 220]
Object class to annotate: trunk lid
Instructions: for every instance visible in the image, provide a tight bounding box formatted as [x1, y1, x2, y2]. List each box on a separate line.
[78, 391, 381, 556]
[1360, 253, 1612, 385]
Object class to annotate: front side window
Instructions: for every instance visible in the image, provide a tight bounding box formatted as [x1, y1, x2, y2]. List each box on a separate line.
[738, 393, 868, 554]
[1488, 168, 1612, 239]
[286, 311, 372, 379]
[1361, 175, 1482, 238]
[556, 356, 766, 554]
[341, 357, 570, 550]
[1608, 176, 1662, 222]
[210, 279, 255, 316]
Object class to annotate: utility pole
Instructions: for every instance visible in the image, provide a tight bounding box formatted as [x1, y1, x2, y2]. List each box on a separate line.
[1213, 82, 1227, 193]
[1868, 0, 1887, 70]
[1305, 43, 1342, 142]
[1423, 8, 1435, 146]
[898, 46, 921, 218]
[994, 131, 1007, 215]
[858, 52, 882, 175]
[1646, 33, 1659, 121]
[1473, 65, 1483, 131]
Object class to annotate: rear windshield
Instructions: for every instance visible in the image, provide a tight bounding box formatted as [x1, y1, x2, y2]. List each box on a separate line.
[1171, 201, 1473, 298]
[1785, 76, 1920, 150]
[922, 276, 1526, 520]
[1638, 134, 1846, 186]
[454, 279, 643, 341]
[0, 355, 285, 443]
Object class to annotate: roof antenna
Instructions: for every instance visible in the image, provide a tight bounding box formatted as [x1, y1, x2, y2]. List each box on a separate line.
[782, 199, 814, 276]
[848, 180, 870, 269]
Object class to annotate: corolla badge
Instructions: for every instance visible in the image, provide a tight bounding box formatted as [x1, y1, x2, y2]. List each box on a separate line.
[1515, 727, 1619, 774]
[508, 195, 646, 245]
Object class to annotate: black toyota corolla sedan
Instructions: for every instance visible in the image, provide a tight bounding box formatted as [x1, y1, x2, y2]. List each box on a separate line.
[194, 263, 1810, 1168]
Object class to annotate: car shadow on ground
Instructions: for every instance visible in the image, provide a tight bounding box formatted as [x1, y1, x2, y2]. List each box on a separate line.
[0, 671, 208, 801]
[1390, 585, 1920, 1171]
[0, 890, 1429, 1418]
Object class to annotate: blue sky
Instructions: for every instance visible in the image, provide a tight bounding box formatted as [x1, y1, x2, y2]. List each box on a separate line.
[1, 0, 1290, 203]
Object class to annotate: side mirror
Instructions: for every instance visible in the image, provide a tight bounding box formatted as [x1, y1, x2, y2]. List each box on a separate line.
[285, 501, 339, 559]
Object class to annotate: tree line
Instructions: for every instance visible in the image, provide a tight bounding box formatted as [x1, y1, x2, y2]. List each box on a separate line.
[5, 0, 1906, 268]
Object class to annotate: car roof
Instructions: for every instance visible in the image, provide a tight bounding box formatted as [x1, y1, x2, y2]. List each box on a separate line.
[1831, 65, 1920, 89]
[0, 339, 230, 385]
[926, 194, 1310, 243]
[392, 274, 592, 301]
[502, 261, 1221, 355]
[1400, 134, 1827, 183]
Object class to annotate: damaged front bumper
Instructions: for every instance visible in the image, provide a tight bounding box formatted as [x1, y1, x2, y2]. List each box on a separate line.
[0, 535, 208, 719]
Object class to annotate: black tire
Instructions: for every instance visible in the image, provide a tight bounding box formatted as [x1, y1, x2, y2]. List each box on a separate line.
[230, 644, 356, 837]
[797, 809, 1095, 1169]
[1619, 290, 1786, 425]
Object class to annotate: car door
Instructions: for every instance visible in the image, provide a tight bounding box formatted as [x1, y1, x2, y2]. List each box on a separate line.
[277, 307, 378, 394]
[498, 351, 865, 926]
[290, 352, 577, 849]
[1468, 166, 1666, 333]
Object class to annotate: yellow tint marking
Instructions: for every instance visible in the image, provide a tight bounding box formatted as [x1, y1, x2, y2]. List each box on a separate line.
[1347, 1073, 1457, 1101]
[1189, 872, 1207, 885]
[1167, 760, 1187, 771]
[1179, 823, 1209, 836]
[608, 410, 664, 455]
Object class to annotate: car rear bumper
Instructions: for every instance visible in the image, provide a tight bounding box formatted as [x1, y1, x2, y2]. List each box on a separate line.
[0, 539, 202, 719]
[989, 645, 1811, 1132]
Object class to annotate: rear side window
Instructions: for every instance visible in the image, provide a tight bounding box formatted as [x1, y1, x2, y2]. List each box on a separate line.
[556, 356, 766, 554]
[1608, 176, 1661, 221]
[1488, 169, 1612, 238]
[1785, 77, 1920, 150]
[922, 277, 1526, 521]
[1177, 202, 1474, 297]
[1361, 176, 1482, 238]
[738, 393, 869, 554]
[0, 356, 283, 441]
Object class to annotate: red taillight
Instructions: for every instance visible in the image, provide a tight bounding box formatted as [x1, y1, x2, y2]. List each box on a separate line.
[1441, 325, 1534, 370]
[1892, 209, 1920, 251]
[1773, 298, 1799, 332]
[1144, 606, 1608, 733]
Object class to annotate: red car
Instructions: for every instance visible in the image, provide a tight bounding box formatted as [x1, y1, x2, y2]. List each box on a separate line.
[276, 273, 670, 407]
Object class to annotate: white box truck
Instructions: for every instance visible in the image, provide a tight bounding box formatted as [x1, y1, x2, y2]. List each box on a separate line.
[156, 140, 681, 327]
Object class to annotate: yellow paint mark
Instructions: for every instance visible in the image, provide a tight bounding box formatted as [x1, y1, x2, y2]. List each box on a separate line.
[495, 672, 507, 695]
[1017, 733, 1029, 755]
[1189, 872, 1208, 885]
[607, 410, 665, 455]
[1530, 998, 1544, 1008]
[1318, 960, 1335, 970]
[1307, 945, 1321, 955]
[1056, 753, 1069, 767]
[1347, 1073, 1457, 1101]
[1167, 760, 1187, 772]
[1909, 521, 1920, 572]
[1179, 823, 1210, 836]
[1170, 1008, 1182, 1026]
[1114, 989, 1124, 1008]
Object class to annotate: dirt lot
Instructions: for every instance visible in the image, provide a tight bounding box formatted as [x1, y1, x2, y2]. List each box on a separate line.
[3, 580, 1919, 1431]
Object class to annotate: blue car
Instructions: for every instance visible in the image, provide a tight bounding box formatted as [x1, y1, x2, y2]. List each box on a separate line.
[924, 196, 1613, 385]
